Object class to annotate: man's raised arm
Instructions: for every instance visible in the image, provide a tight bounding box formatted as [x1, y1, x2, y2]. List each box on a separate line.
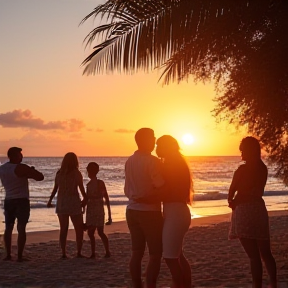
[15, 164, 44, 181]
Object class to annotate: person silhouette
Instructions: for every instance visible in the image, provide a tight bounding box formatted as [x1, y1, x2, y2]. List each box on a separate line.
[84, 162, 111, 258]
[0, 147, 44, 261]
[124, 128, 165, 288]
[136, 135, 192, 288]
[47, 152, 87, 258]
[228, 137, 277, 288]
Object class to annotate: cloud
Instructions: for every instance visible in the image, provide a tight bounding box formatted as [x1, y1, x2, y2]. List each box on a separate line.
[0, 109, 85, 132]
[87, 128, 104, 132]
[114, 129, 135, 133]
[0, 131, 86, 157]
[66, 119, 85, 132]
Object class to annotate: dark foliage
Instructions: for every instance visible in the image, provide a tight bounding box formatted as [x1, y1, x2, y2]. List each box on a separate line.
[81, 0, 288, 185]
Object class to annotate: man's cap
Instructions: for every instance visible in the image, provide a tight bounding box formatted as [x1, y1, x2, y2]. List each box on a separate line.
[7, 147, 22, 158]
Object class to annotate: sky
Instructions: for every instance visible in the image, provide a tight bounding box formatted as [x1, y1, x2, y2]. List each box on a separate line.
[0, 0, 247, 157]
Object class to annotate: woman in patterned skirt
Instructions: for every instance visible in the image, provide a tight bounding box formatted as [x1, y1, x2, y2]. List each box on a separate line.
[228, 137, 277, 288]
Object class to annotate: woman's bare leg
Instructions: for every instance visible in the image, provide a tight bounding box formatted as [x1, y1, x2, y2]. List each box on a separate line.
[258, 239, 277, 288]
[70, 214, 84, 257]
[179, 252, 191, 288]
[164, 258, 183, 288]
[57, 214, 69, 258]
[240, 238, 263, 288]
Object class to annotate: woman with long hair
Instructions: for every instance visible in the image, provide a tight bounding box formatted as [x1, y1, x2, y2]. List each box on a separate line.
[157, 135, 192, 288]
[138, 135, 192, 287]
[228, 137, 277, 288]
[47, 152, 87, 258]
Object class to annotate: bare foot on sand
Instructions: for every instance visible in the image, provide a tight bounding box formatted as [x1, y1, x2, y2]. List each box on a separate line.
[104, 252, 111, 258]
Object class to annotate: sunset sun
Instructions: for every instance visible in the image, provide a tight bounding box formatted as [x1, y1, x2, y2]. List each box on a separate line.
[182, 133, 195, 145]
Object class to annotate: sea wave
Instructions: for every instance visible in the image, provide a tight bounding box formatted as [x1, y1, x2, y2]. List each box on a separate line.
[0, 190, 286, 209]
[194, 190, 287, 201]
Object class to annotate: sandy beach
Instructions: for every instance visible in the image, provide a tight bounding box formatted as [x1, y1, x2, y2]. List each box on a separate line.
[0, 211, 287, 288]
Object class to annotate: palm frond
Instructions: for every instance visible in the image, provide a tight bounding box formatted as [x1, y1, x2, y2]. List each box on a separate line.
[81, 0, 284, 83]
[80, 0, 288, 183]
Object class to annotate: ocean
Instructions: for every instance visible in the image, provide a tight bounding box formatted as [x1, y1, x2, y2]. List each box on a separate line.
[0, 156, 287, 233]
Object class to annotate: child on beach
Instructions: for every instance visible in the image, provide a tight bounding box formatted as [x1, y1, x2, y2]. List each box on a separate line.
[84, 162, 112, 258]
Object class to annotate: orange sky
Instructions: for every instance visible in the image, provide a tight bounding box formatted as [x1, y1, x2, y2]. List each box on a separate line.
[0, 0, 246, 157]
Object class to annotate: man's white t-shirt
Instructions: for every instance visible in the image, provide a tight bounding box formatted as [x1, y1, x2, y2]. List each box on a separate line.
[124, 150, 165, 211]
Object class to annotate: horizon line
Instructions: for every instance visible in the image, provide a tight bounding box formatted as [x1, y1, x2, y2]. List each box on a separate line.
[0, 155, 240, 158]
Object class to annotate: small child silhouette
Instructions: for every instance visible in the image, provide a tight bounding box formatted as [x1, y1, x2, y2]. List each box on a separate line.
[84, 162, 112, 258]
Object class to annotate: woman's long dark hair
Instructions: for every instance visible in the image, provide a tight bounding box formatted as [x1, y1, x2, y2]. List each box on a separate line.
[239, 136, 261, 161]
[59, 152, 79, 175]
[156, 135, 194, 204]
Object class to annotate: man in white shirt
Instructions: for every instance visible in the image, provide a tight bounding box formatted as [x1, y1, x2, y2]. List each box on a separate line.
[124, 128, 165, 288]
[0, 147, 44, 261]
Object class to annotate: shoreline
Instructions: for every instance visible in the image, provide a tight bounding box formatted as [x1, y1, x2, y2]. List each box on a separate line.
[10, 209, 286, 244]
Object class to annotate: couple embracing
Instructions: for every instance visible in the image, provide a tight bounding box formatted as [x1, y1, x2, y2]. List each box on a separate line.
[124, 128, 192, 288]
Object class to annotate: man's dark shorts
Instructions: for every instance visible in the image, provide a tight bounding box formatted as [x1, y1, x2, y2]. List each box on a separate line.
[126, 209, 163, 256]
[4, 198, 30, 228]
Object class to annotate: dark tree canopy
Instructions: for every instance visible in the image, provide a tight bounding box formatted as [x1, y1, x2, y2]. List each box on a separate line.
[81, 0, 288, 185]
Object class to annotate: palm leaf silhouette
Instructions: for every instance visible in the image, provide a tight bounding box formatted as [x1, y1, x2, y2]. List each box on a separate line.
[81, 0, 288, 184]
[81, 0, 279, 83]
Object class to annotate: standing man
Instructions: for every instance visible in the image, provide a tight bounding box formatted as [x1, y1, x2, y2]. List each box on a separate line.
[124, 128, 165, 288]
[0, 147, 44, 261]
